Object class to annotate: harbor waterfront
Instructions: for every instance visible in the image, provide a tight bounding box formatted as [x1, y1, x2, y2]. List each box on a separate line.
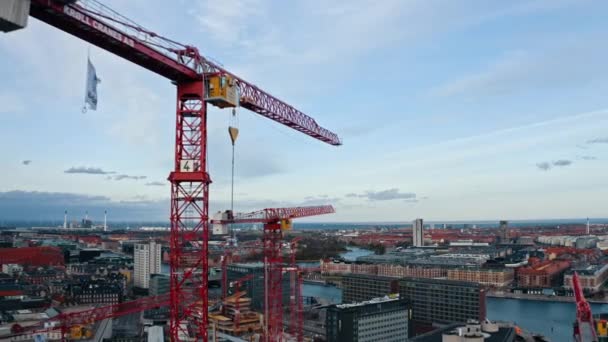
[297, 245, 608, 341]
[302, 281, 608, 341]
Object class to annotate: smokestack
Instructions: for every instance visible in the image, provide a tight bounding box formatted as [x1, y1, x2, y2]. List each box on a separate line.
[64, 210, 67, 229]
[587, 217, 590, 235]
[104, 210, 107, 232]
[85, 210, 88, 221]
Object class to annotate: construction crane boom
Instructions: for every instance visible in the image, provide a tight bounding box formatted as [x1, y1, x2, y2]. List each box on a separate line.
[7, 294, 171, 338]
[572, 271, 598, 342]
[213, 205, 336, 225]
[29, 0, 341, 145]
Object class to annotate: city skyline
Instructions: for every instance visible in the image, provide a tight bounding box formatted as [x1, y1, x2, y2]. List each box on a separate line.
[1, 0, 608, 222]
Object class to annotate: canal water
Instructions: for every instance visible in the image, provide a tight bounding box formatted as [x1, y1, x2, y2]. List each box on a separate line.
[298, 247, 608, 341]
[163, 246, 607, 339]
[302, 283, 608, 341]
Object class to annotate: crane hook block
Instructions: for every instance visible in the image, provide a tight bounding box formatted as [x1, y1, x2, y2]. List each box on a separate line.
[228, 126, 239, 145]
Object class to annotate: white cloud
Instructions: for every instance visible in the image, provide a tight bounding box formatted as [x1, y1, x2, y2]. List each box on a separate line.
[431, 35, 608, 98]
[193, 0, 264, 45]
[0, 93, 25, 114]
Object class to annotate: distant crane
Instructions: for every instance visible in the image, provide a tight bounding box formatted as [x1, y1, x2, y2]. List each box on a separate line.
[8, 0, 342, 340]
[211, 205, 335, 341]
[572, 271, 598, 342]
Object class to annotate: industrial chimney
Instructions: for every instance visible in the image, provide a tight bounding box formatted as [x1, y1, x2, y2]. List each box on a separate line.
[63, 210, 67, 229]
[104, 210, 107, 232]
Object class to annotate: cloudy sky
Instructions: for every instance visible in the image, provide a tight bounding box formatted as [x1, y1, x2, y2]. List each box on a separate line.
[1, 0, 607, 222]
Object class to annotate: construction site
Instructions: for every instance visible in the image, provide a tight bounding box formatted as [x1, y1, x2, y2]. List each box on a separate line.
[2, 1, 608, 342]
[1, 0, 339, 341]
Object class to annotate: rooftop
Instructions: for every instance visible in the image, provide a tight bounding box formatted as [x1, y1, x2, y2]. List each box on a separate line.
[336, 294, 400, 309]
[410, 321, 515, 342]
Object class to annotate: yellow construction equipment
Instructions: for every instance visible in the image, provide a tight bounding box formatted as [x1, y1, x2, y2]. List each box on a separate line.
[280, 219, 292, 230]
[206, 74, 239, 108]
[69, 325, 92, 339]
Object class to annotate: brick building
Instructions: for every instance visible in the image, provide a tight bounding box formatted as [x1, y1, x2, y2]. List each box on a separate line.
[516, 260, 570, 288]
[0, 247, 64, 266]
[377, 264, 448, 279]
[21, 267, 65, 285]
[447, 267, 514, 287]
[321, 260, 448, 279]
[564, 264, 608, 293]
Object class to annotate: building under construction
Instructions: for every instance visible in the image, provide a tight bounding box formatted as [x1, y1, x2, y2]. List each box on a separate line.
[209, 291, 263, 338]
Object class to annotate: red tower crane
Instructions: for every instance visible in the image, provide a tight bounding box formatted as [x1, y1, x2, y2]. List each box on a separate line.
[17, 1, 341, 340]
[287, 237, 304, 342]
[572, 271, 598, 342]
[211, 205, 335, 341]
[7, 294, 172, 340]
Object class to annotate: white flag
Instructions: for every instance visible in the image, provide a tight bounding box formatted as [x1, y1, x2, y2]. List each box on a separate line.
[84, 58, 101, 111]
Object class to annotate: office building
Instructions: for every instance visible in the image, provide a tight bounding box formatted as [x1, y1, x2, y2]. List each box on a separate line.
[399, 277, 485, 326]
[326, 296, 411, 342]
[342, 273, 399, 303]
[413, 218, 424, 247]
[149, 273, 170, 296]
[410, 320, 515, 342]
[499, 220, 509, 242]
[134, 241, 162, 289]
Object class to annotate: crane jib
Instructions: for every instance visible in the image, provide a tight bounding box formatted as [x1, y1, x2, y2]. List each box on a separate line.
[62, 5, 135, 48]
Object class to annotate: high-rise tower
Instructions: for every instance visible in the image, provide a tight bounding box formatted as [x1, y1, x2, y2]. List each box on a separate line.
[499, 220, 509, 242]
[413, 218, 424, 247]
[134, 241, 162, 289]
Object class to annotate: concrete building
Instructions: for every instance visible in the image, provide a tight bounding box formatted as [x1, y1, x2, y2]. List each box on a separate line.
[326, 296, 411, 342]
[413, 218, 424, 247]
[342, 273, 400, 303]
[410, 320, 515, 342]
[399, 277, 486, 326]
[499, 220, 509, 242]
[149, 273, 170, 296]
[134, 241, 162, 289]
[576, 236, 599, 249]
[564, 264, 608, 293]
[447, 267, 514, 287]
